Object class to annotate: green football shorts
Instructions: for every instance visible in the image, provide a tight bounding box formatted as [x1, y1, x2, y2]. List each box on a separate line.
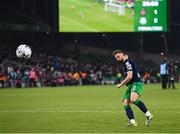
[123, 82, 143, 100]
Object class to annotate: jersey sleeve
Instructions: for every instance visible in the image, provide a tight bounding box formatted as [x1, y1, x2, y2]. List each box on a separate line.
[125, 61, 133, 72]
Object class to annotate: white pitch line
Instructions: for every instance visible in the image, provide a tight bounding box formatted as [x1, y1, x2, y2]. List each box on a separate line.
[0, 110, 114, 113]
[0, 110, 180, 114]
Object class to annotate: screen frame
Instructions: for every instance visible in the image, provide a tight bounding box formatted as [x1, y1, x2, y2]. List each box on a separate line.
[58, 0, 169, 33]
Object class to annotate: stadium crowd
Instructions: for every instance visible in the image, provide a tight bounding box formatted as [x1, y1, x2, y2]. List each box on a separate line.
[0, 50, 114, 88]
[0, 46, 180, 88]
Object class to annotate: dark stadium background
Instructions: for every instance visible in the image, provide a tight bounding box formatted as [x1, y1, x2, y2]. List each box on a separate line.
[0, 0, 180, 55]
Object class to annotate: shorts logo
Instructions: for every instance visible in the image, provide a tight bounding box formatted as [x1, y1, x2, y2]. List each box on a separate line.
[132, 86, 136, 91]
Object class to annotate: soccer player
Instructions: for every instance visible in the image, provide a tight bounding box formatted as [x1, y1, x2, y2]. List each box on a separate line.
[113, 50, 153, 127]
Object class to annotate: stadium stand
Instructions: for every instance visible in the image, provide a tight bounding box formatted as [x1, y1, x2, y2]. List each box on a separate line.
[0, 43, 179, 88]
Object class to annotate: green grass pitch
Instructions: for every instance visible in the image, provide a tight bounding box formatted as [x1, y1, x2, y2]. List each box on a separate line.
[0, 84, 180, 133]
[59, 0, 134, 32]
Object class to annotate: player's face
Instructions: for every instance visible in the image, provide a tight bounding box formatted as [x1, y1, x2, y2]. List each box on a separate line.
[115, 53, 124, 62]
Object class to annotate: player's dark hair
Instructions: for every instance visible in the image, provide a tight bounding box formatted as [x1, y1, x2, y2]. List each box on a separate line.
[112, 49, 123, 56]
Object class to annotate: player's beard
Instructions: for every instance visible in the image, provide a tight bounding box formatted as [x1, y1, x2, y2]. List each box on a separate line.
[117, 60, 123, 64]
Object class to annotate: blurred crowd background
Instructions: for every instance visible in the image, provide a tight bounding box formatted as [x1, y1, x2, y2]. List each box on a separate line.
[0, 44, 180, 88]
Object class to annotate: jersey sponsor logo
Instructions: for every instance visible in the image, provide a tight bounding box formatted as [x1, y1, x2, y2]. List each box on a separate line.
[125, 62, 132, 70]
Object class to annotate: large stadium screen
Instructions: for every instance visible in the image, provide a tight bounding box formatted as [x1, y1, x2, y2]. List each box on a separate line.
[59, 0, 167, 32]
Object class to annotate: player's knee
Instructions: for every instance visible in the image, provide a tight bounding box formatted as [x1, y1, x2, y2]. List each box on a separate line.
[130, 93, 139, 103]
[122, 102, 127, 106]
[130, 95, 138, 102]
[122, 100, 130, 106]
[130, 97, 137, 103]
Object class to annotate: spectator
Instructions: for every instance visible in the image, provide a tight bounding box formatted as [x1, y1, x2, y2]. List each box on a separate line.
[0, 67, 5, 88]
[168, 61, 176, 89]
[160, 59, 169, 89]
[29, 68, 36, 87]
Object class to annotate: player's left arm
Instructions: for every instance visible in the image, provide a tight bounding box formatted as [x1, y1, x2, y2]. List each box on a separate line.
[117, 71, 132, 88]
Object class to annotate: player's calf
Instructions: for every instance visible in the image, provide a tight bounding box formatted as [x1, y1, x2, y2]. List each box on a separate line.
[133, 99, 153, 126]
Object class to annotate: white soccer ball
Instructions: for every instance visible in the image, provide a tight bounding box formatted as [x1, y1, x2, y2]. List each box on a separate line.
[16, 44, 32, 59]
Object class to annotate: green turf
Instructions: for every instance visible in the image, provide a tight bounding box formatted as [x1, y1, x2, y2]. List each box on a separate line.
[0, 84, 180, 133]
[59, 0, 134, 32]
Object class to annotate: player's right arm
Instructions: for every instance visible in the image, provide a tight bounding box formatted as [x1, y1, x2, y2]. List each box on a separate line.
[117, 71, 132, 88]
[117, 59, 133, 88]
